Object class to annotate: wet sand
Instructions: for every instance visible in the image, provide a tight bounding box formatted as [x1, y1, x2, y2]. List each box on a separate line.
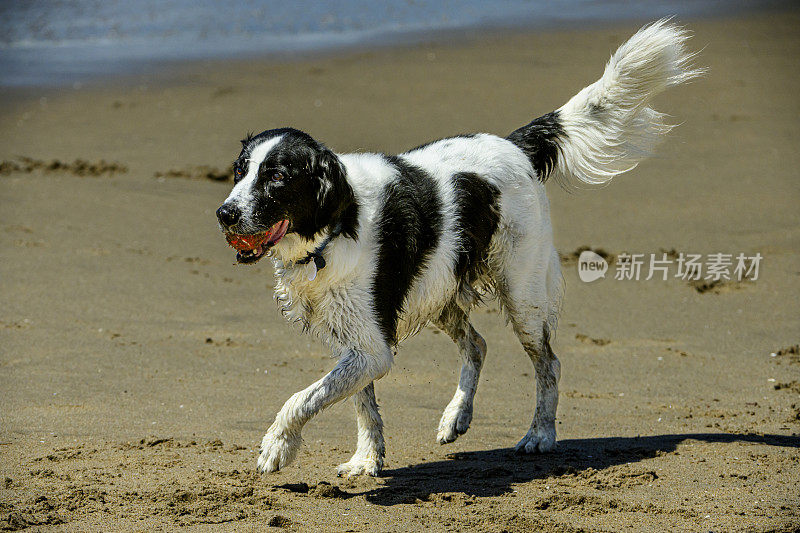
[1, 10, 799, 532]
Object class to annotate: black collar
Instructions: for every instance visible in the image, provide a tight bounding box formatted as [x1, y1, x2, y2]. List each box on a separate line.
[294, 221, 343, 272]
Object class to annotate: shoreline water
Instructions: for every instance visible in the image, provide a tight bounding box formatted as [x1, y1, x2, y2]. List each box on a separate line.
[0, 0, 793, 88]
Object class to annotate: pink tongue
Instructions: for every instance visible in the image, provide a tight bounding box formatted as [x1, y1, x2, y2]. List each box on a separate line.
[267, 220, 288, 244]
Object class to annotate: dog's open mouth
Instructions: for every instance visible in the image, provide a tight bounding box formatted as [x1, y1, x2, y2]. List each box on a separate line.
[225, 220, 289, 264]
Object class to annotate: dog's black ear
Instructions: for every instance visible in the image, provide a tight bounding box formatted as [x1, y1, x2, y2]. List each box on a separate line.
[313, 148, 356, 235]
[315, 149, 349, 208]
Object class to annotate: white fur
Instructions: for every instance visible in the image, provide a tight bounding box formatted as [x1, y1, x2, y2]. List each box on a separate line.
[251, 21, 700, 475]
[553, 19, 703, 186]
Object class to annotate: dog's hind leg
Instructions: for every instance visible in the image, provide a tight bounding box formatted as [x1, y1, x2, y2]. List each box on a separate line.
[435, 301, 487, 444]
[512, 322, 560, 453]
[499, 248, 562, 454]
[336, 382, 385, 477]
[257, 348, 392, 474]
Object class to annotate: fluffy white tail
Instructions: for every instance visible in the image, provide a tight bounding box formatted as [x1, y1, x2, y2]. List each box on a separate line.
[554, 19, 704, 185]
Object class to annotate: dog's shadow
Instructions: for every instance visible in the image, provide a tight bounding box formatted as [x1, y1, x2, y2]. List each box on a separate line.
[359, 433, 800, 505]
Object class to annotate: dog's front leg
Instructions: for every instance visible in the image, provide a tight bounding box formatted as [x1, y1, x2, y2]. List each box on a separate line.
[336, 382, 384, 477]
[257, 348, 392, 474]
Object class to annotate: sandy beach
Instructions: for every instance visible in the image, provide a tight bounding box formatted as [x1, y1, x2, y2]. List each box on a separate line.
[1, 9, 799, 532]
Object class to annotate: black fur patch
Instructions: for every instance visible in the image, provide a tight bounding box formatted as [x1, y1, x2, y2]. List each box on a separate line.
[373, 156, 443, 344]
[451, 172, 501, 285]
[506, 111, 565, 181]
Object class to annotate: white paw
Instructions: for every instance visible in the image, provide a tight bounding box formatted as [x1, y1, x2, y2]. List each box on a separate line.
[436, 404, 472, 445]
[515, 424, 557, 454]
[257, 430, 301, 473]
[336, 454, 383, 477]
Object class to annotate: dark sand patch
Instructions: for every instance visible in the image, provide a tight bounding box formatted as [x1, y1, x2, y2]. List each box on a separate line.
[0, 156, 126, 176]
[154, 166, 231, 181]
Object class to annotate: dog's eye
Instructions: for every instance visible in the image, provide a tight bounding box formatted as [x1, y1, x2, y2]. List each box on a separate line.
[233, 166, 244, 182]
[271, 171, 284, 182]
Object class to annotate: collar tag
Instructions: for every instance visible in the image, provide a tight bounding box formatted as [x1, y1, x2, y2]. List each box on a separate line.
[306, 261, 317, 281]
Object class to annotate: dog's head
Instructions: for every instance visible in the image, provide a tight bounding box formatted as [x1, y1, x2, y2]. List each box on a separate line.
[216, 128, 354, 264]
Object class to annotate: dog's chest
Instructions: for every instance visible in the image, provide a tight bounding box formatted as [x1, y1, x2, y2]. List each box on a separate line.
[273, 264, 383, 352]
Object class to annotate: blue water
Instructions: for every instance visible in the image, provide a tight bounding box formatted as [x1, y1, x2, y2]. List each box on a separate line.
[0, 0, 788, 87]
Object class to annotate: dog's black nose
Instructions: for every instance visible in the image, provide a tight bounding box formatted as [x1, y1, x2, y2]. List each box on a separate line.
[216, 203, 241, 227]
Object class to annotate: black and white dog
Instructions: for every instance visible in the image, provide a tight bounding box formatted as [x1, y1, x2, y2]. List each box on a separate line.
[216, 21, 701, 476]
